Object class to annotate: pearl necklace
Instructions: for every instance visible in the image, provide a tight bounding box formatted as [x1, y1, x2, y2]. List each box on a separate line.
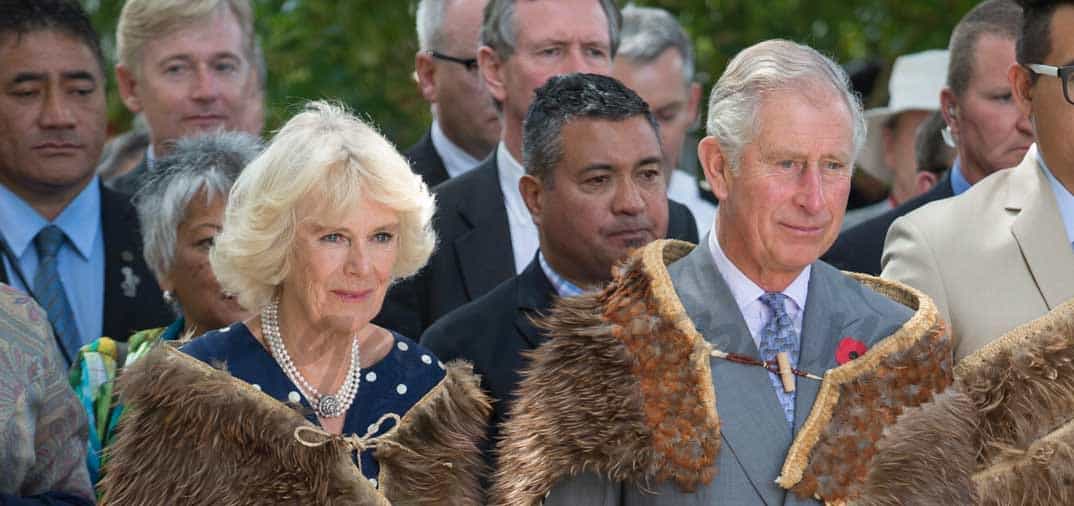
[262, 297, 360, 418]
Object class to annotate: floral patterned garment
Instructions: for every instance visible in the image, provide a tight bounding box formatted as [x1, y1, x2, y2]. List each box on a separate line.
[69, 318, 185, 484]
[0, 283, 94, 501]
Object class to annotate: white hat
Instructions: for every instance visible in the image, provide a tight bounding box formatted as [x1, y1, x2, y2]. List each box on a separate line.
[859, 49, 949, 183]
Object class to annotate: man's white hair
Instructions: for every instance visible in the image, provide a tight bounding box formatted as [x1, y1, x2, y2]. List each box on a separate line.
[415, 0, 448, 51]
[706, 39, 866, 173]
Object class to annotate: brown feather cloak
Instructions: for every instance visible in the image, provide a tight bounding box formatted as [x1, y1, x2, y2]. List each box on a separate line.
[856, 297, 1074, 506]
[490, 239, 952, 505]
[98, 344, 491, 505]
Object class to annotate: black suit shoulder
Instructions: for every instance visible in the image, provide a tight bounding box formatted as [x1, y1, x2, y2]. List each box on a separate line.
[404, 130, 450, 188]
[421, 271, 521, 366]
[107, 153, 149, 196]
[667, 199, 698, 243]
[823, 174, 954, 275]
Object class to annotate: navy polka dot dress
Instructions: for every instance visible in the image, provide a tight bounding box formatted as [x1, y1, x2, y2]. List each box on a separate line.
[181, 323, 447, 489]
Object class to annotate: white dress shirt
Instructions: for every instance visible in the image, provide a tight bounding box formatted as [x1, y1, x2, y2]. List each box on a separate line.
[708, 223, 810, 349]
[497, 143, 539, 274]
[430, 119, 481, 179]
[667, 169, 717, 238]
[1039, 150, 1074, 250]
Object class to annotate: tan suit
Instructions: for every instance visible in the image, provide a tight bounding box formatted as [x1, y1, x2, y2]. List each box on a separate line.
[882, 148, 1074, 361]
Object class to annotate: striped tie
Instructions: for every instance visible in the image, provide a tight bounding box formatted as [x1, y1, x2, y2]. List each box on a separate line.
[758, 292, 800, 430]
[33, 225, 81, 363]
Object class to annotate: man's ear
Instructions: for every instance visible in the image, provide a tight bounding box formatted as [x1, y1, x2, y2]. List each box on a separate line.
[519, 174, 544, 226]
[415, 51, 438, 103]
[915, 170, 939, 195]
[939, 87, 958, 142]
[115, 63, 143, 113]
[478, 45, 508, 104]
[687, 82, 702, 124]
[698, 136, 732, 201]
[1009, 63, 1034, 118]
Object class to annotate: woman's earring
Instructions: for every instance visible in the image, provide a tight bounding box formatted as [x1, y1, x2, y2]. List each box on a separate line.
[163, 290, 175, 304]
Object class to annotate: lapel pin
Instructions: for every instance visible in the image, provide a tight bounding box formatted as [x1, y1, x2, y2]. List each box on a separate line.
[836, 337, 868, 365]
[121, 266, 140, 298]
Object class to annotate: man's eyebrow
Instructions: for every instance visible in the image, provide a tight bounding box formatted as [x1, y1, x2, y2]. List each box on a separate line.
[11, 72, 46, 85]
[61, 70, 97, 83]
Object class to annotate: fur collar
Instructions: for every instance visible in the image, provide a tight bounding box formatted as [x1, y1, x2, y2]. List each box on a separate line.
[99, 344, 491, 505]
[858, 298, 1074, 506]
[491, 240, 950, 505]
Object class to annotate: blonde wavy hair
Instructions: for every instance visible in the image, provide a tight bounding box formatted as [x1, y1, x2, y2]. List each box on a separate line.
[211, 101, 436, 312]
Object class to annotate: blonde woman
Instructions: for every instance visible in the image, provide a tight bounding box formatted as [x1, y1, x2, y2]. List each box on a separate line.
[100, 102, 489, 504]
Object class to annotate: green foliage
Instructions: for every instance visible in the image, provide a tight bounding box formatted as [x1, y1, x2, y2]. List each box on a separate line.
[83, 0, 981, 145]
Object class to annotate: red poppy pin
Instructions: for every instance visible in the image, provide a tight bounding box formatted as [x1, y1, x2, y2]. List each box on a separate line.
[836, 337, 868, 365]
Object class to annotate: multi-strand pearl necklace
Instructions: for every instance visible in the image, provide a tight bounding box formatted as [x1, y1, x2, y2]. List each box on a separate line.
[262, 297, 361, 419]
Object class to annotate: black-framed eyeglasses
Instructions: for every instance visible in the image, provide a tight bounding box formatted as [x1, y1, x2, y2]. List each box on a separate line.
[1026, 63, 1074, 105]
[428, 50, 479, 72]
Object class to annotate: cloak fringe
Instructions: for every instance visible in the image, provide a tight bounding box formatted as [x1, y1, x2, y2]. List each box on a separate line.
[856, 298, 1074, 505]
[491, 240, 949, 505]
[99, 344, 490, 505]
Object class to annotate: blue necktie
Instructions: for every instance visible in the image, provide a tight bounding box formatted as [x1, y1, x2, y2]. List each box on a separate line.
[758, 292, 799, 430]
[33, 225, 81, 363]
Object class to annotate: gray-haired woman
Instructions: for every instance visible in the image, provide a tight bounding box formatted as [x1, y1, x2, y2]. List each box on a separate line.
[69, 132, 261, 484]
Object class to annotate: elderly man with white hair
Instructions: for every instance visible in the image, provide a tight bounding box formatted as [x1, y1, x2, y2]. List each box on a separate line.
[487, 39, 951, 506]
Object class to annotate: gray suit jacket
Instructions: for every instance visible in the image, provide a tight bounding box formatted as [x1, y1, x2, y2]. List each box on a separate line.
[546, 238, 912, 505]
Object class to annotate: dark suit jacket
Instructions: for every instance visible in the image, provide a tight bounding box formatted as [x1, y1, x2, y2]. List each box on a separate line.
[420, 256, 554, 454]
[822, 172, 954, 275]
[404, 130, 450, 188]
[106, 151, 149, 196]
[374, 152, 700, 339]
[0, 183, 173, 362]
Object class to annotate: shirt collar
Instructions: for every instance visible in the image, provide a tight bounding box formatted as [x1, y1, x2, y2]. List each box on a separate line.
[708, 224, 810, 314]
[538, 250, 585, 297]
[496, 142, 529, 216]
[1037, 150, 1074, 250]
[430, 119, 481, 178]
[950, 157, 972, 196]
[145, 145, 157, 171]
[0, 177, 101, 260]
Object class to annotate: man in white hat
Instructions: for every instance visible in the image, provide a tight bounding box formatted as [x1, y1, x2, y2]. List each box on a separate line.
[843, 50, 948, 229]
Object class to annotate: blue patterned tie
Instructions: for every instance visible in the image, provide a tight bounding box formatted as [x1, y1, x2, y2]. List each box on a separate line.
[33, 225, 81, 362]
[758, 292, 799, 430]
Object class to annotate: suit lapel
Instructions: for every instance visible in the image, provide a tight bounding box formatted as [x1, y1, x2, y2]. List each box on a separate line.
[406, 131, 450, 187]
[1007, 156, 1074, 310]
[453, 154, 516, 302]
[513, 257, 556, 349]
[793, 263, 855, 434]
[669, 240, 791, 506]
[99, 184, 150, 339]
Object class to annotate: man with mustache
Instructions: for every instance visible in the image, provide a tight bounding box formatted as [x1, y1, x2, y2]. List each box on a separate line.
[0, 0, 171, 367]
[421, 72, 670, 465]
[108, 0, 265, 195]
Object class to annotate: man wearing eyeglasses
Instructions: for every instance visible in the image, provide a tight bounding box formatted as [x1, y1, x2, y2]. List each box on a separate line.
[882, 0, 1074, 361]
[410, 0, 500, 188]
